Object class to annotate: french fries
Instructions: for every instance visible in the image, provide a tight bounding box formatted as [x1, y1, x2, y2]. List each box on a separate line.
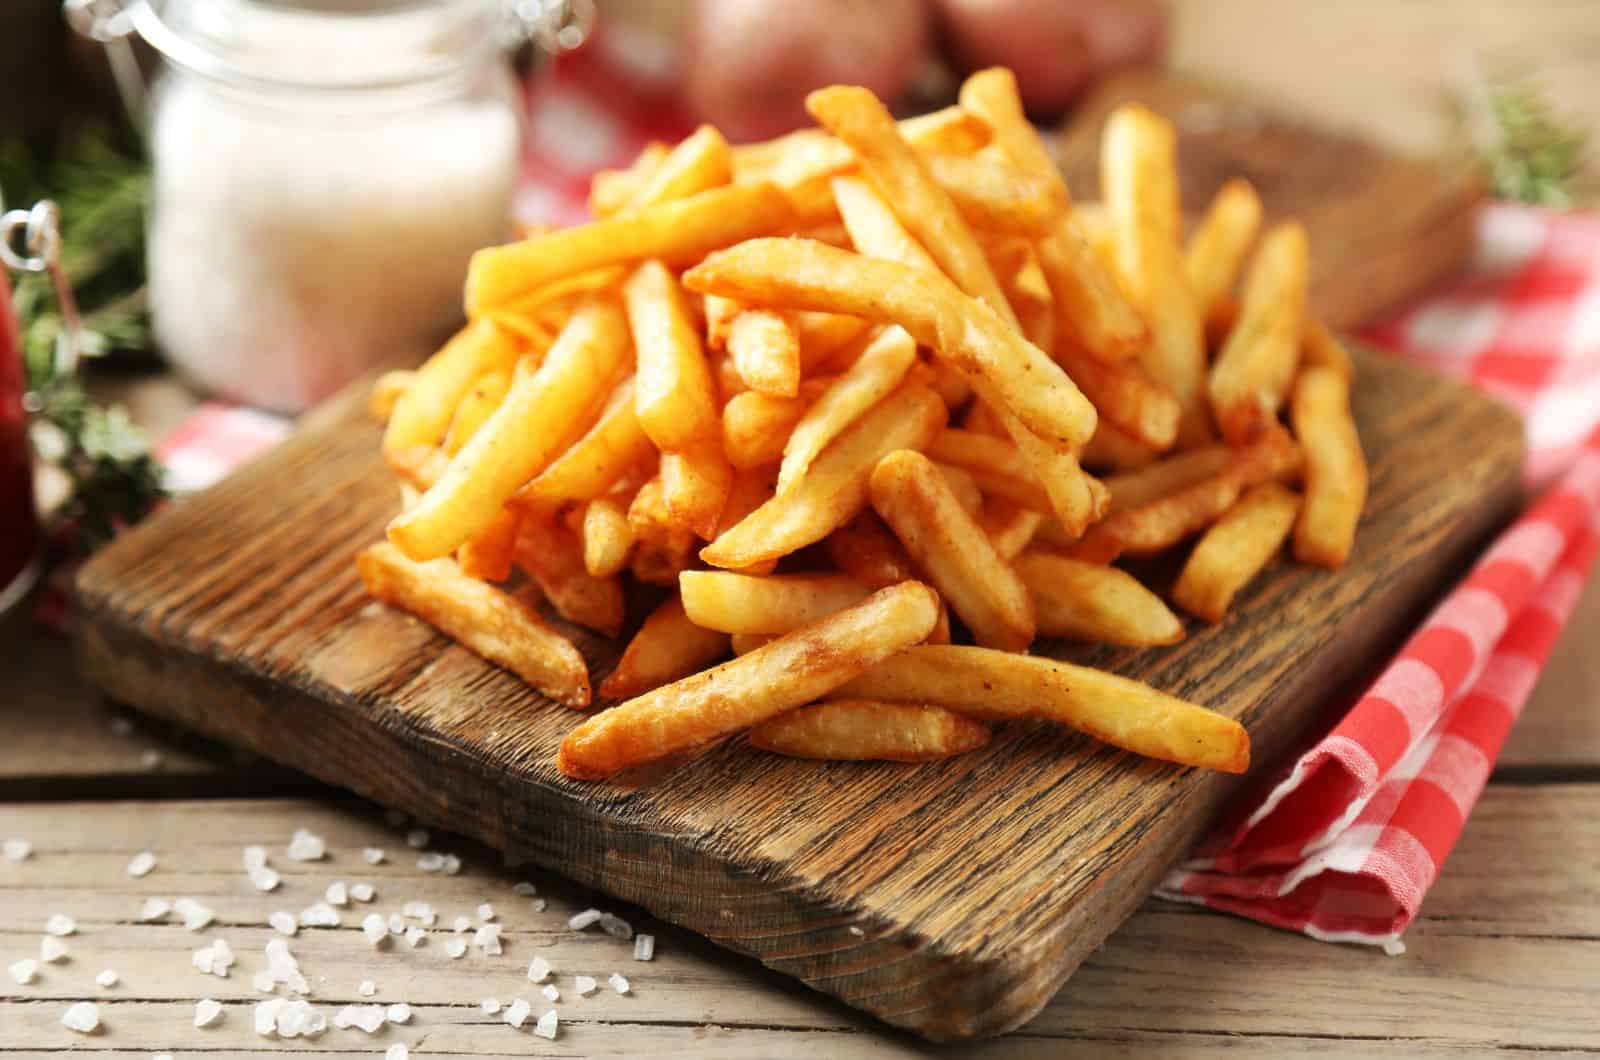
[727, 307, 802, 397]
[870, 450, 1035, 651]
[1174, 482, 1301, 622]
[625, 260, 720, 453]
[747, 700, 991, 762]
[457, 508, 520, 582]
[823, 511, 917, 589]
[514, 379, 655, 511]
[1208, 222, 1310, 444]
[722, 387, 814, 470]
[384, 318, 519, 455]
[625, 124, 732, 211]
[369, 369, 416, 422]
[920, 152, 1066, 237]
[1301, 317, 1357, 382]
[581, 496, 634, 578]
[590, 141, 667, 217]
[358, 543, 590, 708]
[661, 438, 733, 541]
[558, 581, 941, 778]
[778, 326, 917, 491]
[1291, 366, 1367, 567]
[679, 571, 870, 634]
[838, 645, 1248, 773]
[832, 176, 941, 275]
[1014, 552, 1185, 646]
[599, 595, 730, 700]
[1102, 445, 1231, 515]
[442, 368, 512, 456]
[1185, 178, 1263, 324]
[513, 515, 626, 639]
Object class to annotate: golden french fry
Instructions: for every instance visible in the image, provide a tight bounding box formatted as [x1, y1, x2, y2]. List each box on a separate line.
[700, 382, 947, 570]
[513, 515, 627, 639]
[683, 239, 1095, 449]
[466, 183, 791, 315]
[921, 152, 1066, 237]
[680, 570, 871, 634]
[1184, 177, 1263, 323]
[661, 436, 734, 541]
[384, 318, 520, 455]
[779, 326, 917, 491]
[833, 176, 940, 272]
[626, 124, 733, 211]
[590, 141, 668, 217]
[729, 632, 776, 656]
[1209, 221, 1310, 444]
[925, 428, 1050, 513]
[456, 508, 520, 582]
[748, 700, 991, 762]
[933, 461, 984, 515]
[1102, 103, 1210, 444]
[1291, 366, 1366, 567]
[977, 498, 1042, 559]
[1055, 339, 1180, 451]
[723, 388, 810, 470]
[358, 542, 589, 709]
[581, 496, 635, 578]
[1079, 420, 1159, 472]
[703, 293, 741, 350]
[1014, 551, 1184, 645]
[716, 465, 778, 540]
[1301, 317, 1357, 382]
[514, 379, 655, 511]
[958, 68, 1146, 364]
[625, 260, 720, 453]
[558, 581, 942, 779]
[823, 510, 917, 589]
[727, 308, 802, 397]
[839, 645, 1248, 772]
[627, 477, 700, 585]
[369, 370, 416, 423]
[599, 595, 730, 701]
[1102, 444, 1231, 515]
[731, 106, 990, 187]
[442, 367, 512, 456]
[870, 449, 1034, 651]
[794, 310, 871, 373]
[1174, 482, 1301, 622]
[387, 444, 447, 493]
[389, 298, 630, 561]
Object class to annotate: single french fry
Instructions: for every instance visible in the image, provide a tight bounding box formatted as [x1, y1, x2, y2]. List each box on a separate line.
[958, 68, 1146, 364]
[625, 260, 720, 452]
[680, 570, 872, 634]
[389, 298, 630, 561]
[838, 644, 1248, 773]
[384, 318, 520, 455]
[779, 326, 918, 491]
[514, 379, 656, 510]
[723, 387, 813, 470]
[921, 152, 1066, 237]
[590, 141, 668, 217]
[558, 581, 942, 779]
[358, 542, 589, 709]
[794, 310, 871, 372]
[823, 510, 917, 589]
[1102, 103, 1210, 444]
[1184, 178, 1263, 323]
[661, 436, 734, 541]
[466, 183, 791, 314]
[933, 461, 984, 515]
[716, 465, 777, 540]
[700, 382, 947, 569]
[513, 515, 626, 639]
[977, 498, 1042, 559]
[727, 308, 802, 397]
[581, 496, 635, 578]
[627, 477, 700, 585]
[1014, 551, 1185, 646]
[442, 367, 512, 456]
[683, 239, 1095, 449]
[1054, 339, 1180, 451]
[1079, 420, 1159, 472]
[833, 176, 939, 272]
[1102, 444, 1231, 515]
[599, 595, 730, 701]
[925, 429, 1050, 513]
[730, 633, 776, 656]
[1301, 317, 1357, 382]
[369, 370, 416, 423]
[703, 293, 741, 350]
[626, 124, 733, 211]
[870, 449, 1035, 651]
[731, 106, 989, 186]
[1208, 221, 1310, 444]
[1174, 482, 1301, 622]
[456, 507, 520, 582]
[1291, 366, 1366, 567]
[748, 700, 991, 762]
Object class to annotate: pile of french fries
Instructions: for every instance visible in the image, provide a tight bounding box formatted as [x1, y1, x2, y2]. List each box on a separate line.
[360, 67, 1368, 783]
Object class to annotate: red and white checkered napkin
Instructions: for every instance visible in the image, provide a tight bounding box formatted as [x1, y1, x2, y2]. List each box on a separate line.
[1159, 204, 1600, 948]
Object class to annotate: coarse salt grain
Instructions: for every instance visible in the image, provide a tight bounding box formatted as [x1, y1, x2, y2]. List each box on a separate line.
[442, 854, 462, 875]
[194, 998, 224, 1028]
[574, 975, 597, 996]
[503, 997, 531, 1028]
[254, 997, 284, 1036]
[140, 749, 163, 770]
[446, 938, 467, 958]
[534, 1008, 558, 1040]
[526, 955, 552, 983]
[477, 902, 496, 922]
[480, 997, 501, 1014]
[325, 881, 348, 906]
[350, 882, 375, 902]
[286, 828, 325, 862]
[269, 911, 298, 936]
[633, 934, 655, 961]
[275, 998, 327, 1038]
[126, 851, 157, 877]
[402, 900, 433, 921]
[250, 867, 282, 892]
[252, 969, 275, 992]
[598, 912, 633, 940]
[848, 925, 865, 937]
[45, 914, 76, 936]
[40, 936, 69, 963]
[474, 923, 503, 955]
[404, 926, 426, 947]
[609, 972, 631, 995]
[136, 897, 171, 922]
[9, 958, 38, 984]
[299, 901, 341, 928]
[1, 838, 30, 861]
[405, 829, 430, 849]
[61, 1000, 99, 1033]
[452, 915, 471, 933]
[265, 938, 307, 994]
[192, 938, 235, 977]
[567, 908, 603, 931]
[541, 983, 560, 1002]
[362, 913, 388, 947]
[386, 1002, 412, 1024]
[362, 847, 386, 865]
[358, 979, 377, 996]
[416, 852, 446, 873]
[387, 914, 406, 935]
[333, 1003, 385, 1033]
[512, 881, 537, 897]
[96, 968, 118, 987]
[531, 897, 547, 912]
[243, 845, 268, 872]
[387, 1045, 409, 1060]
[174, 897, 215, 931]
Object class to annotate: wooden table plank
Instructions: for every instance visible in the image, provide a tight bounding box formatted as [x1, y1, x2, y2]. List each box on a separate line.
[1, 788, 1595, 1055]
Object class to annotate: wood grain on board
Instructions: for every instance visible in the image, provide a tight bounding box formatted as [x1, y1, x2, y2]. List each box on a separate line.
[1056, 70, 1487, 330]
[71, 351, 1522, 1041]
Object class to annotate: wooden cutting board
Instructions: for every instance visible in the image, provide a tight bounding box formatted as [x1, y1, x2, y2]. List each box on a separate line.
[73, 350, 1521, 1040]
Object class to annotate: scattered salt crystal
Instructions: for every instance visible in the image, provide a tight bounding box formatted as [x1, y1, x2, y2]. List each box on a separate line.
[333, 1003, 386, 1033]
[254, 997, 285, 1036]
[361, 913, 388, 946]
[541, 983, 560, 1002]
[192, 938, 235, 977]
[136, 897, 171, 922]
[567, 908, 603, 931]
[362, 847, 386, 865]
[194, 998, 223, 1027]
[140, 749, 163, 770]
[416, 852, 446, 873]
[477, 902, 496, 922]
[446, 938, 467, 958]
[598, 912, 633, 940]
[633, 934, 655, 961]
[384, 808, 407, 828]
[252, 969, 275, 992]
[250, 866, 282, 892]
[503, 997, 531, 1028]
[526, 955, 552, 983]
[9, 958, 38, 984]
[452, 915, 471, 933]
[386, 1002, 412, 1024]
[358, 979, 377, 997]
[405, 829, 429, 849]
[2, 838, 30, 861]
[387, 913, 406, 935]
[45, 913, 76, 936]
[110, 716, 134, 736]
[574, 975, 597, 996]
[243, 845, 268, 872]
[402, 900, 433, 921]
[264, 938, 303, 991]
[512, 881, 537, 897]
[61, 1001, 99, 1033]
[174, 897, 215, 931]
[96, 968, 118, 988]
[269, 911, 298, 936]
[298, 901, 341, 927]
[287, 828, 326, 862]
[480, 997, 501, 1014]
[531, 897, 547, 913]
[608, 972, 631, 995]
[126, 851, 157, 877]
[275, 998, 327, 1038]
[40, 936, 69, 963]
[534, 1008, 558, 1040]
[474, 923, 502, 955]
[1383, 938, 1407, 956]
[404, 926, 426, 947]
[442, 854, 462, 875]
[387, 1045, 410, 1060]
[325, 881, 348, 906]
[848, 925, 865, 937]
[350, 882, 375, 903]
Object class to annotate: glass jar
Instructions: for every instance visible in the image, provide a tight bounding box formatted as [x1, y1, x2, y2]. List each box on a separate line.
[81, 0, 579, 412]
